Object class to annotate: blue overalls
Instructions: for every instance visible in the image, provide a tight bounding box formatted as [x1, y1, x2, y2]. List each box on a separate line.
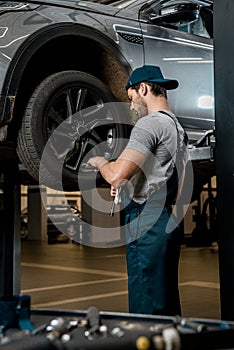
[123, 171, 182, 316]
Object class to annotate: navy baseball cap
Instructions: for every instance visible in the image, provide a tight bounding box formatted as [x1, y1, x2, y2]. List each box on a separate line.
[126, 65, 179, 90]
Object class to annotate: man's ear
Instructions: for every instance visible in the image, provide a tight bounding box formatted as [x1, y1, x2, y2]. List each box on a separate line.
[139, 83, 147, 96]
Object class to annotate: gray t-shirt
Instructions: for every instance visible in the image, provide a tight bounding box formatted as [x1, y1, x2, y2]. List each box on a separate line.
[126, 110, 186, 204]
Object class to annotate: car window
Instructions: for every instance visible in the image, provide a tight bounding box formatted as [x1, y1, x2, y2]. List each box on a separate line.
[179, 5, 213, 38]
[140, 0, 213, 39]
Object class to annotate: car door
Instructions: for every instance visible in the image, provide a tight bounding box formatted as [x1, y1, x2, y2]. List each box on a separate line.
[139, 0, 214, 141]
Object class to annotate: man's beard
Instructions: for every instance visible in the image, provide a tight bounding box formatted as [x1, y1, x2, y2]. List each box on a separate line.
[136, 99, 148, 119]
[130, 106, 148, 124]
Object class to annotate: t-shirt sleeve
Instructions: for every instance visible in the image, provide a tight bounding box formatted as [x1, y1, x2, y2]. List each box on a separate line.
[126, 117, 158, 157]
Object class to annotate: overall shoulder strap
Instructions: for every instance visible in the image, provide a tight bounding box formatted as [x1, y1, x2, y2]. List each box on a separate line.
[158, 110, 188, 146]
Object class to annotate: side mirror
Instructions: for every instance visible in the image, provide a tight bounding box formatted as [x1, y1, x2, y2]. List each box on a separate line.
[150, 2, 200, 26]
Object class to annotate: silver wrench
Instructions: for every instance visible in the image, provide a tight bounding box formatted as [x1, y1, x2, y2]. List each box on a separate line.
[109, 187, 121, 216]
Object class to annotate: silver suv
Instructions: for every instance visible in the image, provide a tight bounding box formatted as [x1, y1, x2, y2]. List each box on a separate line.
[0, 0, 214, 198]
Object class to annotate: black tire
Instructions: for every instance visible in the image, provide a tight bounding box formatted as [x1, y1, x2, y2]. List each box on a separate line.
[17, 71, 128, 191]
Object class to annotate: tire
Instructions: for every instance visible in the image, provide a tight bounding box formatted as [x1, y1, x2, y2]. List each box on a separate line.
[17, 71, 128, 191]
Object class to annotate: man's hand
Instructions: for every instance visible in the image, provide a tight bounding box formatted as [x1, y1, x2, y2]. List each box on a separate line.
[87, 148, 146, 188]
[87, 156, 108, 170]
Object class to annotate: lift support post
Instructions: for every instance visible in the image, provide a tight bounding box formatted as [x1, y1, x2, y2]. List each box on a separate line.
[214, 0, 234, 321]
[0, 145, 21, 296]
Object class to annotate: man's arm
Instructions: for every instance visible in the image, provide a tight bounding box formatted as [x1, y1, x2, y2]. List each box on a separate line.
[87, 148, 147, 189]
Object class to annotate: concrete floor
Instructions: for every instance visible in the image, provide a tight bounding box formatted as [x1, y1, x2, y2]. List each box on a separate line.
[21, 240, 221, 320]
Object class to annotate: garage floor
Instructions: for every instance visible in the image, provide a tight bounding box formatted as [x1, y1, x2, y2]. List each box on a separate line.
[21, 240, 221, 320]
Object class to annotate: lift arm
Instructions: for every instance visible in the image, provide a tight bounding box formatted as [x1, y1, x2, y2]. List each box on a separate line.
[188, 129, 215, 162]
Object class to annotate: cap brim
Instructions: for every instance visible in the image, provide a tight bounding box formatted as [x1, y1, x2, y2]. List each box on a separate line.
[126, 78, 179, 90]
[150, 79, 179, 90]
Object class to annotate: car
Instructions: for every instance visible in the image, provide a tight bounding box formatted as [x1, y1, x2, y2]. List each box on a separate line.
[0, 0, 215, 199]
[21, 204, 88, 243]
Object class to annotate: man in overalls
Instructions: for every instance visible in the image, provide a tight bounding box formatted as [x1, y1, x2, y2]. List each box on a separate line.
[88, 65, 187, 316]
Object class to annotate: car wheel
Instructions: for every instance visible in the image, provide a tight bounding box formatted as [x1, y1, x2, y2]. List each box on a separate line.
[17, 70, 129, 191]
